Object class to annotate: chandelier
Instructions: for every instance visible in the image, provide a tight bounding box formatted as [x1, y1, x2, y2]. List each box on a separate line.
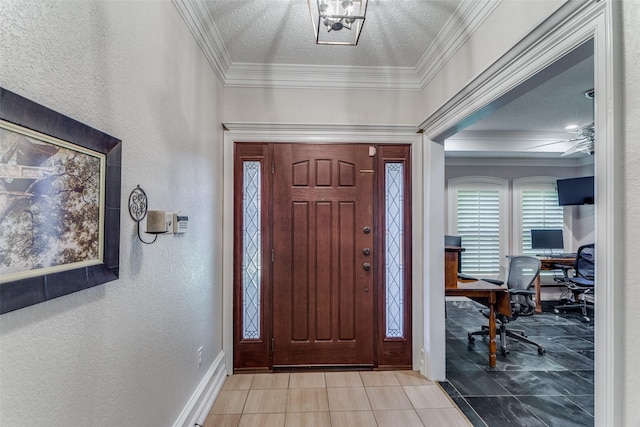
[307, 0, 368, 46]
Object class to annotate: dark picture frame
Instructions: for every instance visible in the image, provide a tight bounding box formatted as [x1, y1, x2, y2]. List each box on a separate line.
[0, 87, 121, 314]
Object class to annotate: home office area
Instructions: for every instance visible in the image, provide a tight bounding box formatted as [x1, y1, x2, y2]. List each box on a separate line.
[439, 40, 597, 426]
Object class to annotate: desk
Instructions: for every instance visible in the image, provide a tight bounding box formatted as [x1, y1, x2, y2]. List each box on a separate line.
[534, 257, 574, 313]
[445, 280, 510, 368]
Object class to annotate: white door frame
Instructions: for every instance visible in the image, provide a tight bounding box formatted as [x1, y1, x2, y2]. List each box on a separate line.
[222, 124, 424, 373]
[418, 1, 621, 426]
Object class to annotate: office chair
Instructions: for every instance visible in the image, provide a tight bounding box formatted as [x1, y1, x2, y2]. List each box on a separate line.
[553, 243, 595, 322]
[468, 256, 545, 356]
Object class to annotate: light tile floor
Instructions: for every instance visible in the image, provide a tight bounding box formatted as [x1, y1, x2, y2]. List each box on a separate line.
[203, 370, 472, 427]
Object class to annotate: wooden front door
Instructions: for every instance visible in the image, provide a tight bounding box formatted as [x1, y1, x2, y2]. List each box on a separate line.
[272, 144, 375, 366]
[233, 143, 412, 371]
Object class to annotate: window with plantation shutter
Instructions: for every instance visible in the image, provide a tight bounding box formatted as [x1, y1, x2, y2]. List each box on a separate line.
[513, 178, 564, 256]
[449, 178, 508, 278]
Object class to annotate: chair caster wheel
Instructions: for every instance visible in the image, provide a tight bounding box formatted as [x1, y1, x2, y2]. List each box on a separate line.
[468, 334, 475, 343]
[501, 349, 509, 356]
[554, 309, 560, 314]
[582, 317, 590, 323]
[538, 347, 546, 355]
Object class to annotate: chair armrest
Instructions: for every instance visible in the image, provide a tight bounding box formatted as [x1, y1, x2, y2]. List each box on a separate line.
[569, 277, 595, 287]
[508, 289, 535, 296]
[483, 278, 504, 286]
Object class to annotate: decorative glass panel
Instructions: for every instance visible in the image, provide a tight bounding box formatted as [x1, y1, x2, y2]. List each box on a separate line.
[385, 163, 404, 338]
[242, 161, 261, 339]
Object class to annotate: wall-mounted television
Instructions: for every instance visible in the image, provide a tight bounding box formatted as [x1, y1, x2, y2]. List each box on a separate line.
[556, 176, 594, 206]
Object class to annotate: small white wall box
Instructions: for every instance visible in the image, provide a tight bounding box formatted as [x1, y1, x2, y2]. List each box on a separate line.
[173, 214, 188, 234]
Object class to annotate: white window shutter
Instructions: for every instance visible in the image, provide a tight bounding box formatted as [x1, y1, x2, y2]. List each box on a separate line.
[456, 189, 501, 276]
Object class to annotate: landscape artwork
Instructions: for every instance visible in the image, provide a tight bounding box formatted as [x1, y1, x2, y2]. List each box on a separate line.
[0, 121, 105, 283]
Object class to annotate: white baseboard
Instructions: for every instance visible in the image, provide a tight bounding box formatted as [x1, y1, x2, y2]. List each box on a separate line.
[173, 350, 227, 427]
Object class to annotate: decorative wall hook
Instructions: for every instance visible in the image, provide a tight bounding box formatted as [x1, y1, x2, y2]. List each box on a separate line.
[129, 185, 160, 244]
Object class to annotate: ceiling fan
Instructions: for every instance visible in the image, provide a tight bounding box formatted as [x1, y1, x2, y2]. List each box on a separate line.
[562, 120, 594, 156]
[530, 89, 595, 156]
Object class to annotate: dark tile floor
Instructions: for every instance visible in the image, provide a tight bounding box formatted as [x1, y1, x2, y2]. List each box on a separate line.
[441, 300, 594, 427]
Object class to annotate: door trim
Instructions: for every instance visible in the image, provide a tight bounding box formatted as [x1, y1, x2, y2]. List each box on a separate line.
[223, 124, 422, 375]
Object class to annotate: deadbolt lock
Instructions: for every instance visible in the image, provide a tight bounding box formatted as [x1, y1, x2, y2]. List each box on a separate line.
[363, 263, 371, 271]
[363, 226, 371, 234]
[363, 247, 371, 255]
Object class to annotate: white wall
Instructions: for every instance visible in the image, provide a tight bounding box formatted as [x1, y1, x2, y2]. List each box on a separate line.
[0, 1, 224, 425]
[621, 0, 640, 420]
[223, 87, 422, 125]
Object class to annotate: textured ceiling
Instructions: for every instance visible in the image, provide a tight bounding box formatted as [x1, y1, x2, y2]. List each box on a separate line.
[204, 0, 462, 67]
[465, 56, 594, 133]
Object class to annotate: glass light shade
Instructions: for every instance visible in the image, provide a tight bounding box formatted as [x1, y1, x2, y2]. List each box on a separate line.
[308, 0, 368, 45]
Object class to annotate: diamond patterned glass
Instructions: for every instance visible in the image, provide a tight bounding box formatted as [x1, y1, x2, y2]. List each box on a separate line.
[242, 161, 261, 339]
[385, 163, 404, 338]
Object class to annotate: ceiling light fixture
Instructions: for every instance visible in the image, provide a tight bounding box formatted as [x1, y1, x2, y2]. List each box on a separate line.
[307, 0, 368, 46]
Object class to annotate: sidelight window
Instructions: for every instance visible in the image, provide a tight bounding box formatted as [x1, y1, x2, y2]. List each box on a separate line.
[242, 161, 261, 339]
[385, 163, 404, 338]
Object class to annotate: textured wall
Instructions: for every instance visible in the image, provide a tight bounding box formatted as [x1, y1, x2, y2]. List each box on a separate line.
[621, 0, 640, 422]
[0, 1, 224, 425]
[222, 86, 422, 125]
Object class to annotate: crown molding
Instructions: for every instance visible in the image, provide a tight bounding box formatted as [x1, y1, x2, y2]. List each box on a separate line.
[223, 121, 418, 138]
[172, 0, 232, 83]
[174, 0, 498, 90]
[223, 63, 421, 90]
[222, 122, 420, 145]
[415, 0, 501, 90]
[444, 156, 592, 167]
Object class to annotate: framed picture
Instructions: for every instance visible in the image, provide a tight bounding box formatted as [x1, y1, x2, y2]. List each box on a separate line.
[0, 87, 121, 314]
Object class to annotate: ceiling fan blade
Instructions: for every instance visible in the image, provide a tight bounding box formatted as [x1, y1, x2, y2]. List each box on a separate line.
[525, 140, 565, 150]
[560, 144, 581, 157]
[526, 134, 586, 151]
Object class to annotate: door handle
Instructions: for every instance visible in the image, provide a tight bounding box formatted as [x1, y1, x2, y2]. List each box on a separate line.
[363, 263, 371, 271]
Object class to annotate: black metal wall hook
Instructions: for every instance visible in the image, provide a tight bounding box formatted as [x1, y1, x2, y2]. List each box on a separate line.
[128, 185, 157, 244]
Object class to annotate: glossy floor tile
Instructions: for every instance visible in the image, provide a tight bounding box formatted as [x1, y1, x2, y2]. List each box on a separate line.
[203, 370, 471, 426]
[442, 300, 595, 427]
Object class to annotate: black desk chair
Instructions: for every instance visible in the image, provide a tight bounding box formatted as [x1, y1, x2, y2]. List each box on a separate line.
[553, 243, 595, 322]
[468, 256, 545, 356]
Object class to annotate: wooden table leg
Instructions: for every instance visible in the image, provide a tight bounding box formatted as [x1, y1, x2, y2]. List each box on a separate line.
[535, 275, 542, 313]
[488, 302, 497, 368]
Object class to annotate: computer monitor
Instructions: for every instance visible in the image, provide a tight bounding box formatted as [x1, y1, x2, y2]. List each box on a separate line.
[530, 229, 564, 251]
[444, 235, 462, 247]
